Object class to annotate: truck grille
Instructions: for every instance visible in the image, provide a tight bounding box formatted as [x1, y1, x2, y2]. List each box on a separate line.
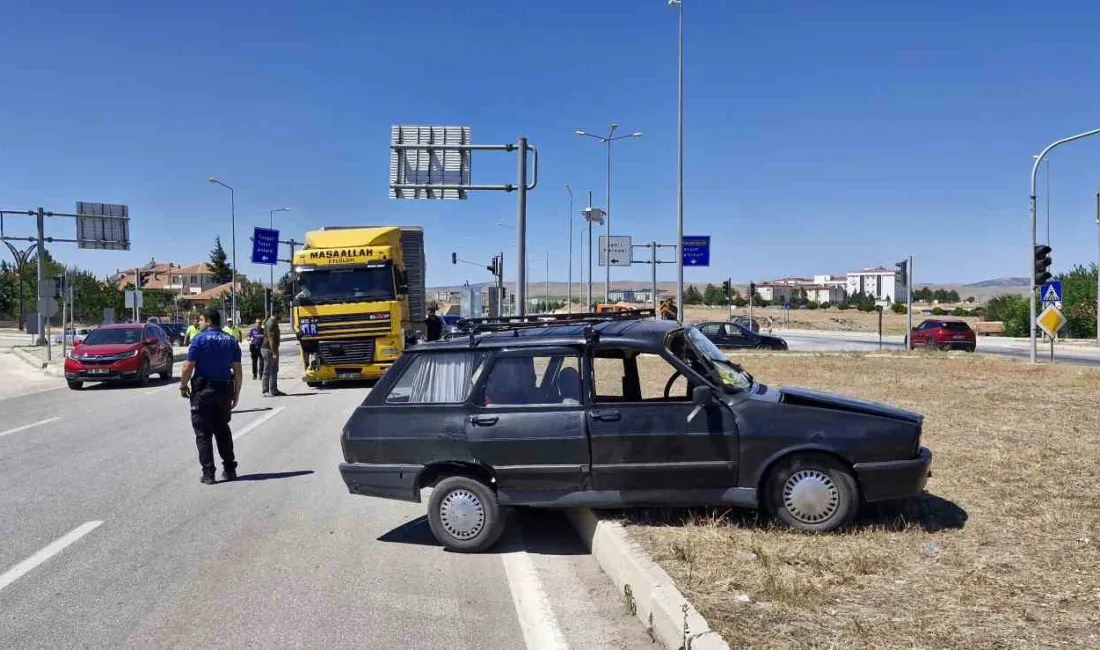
[319, 338, 375, 365]
[313, 312, 392, 336]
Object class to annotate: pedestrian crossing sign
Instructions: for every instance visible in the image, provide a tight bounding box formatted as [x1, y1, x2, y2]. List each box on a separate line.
[1041, 281, 1062, 305]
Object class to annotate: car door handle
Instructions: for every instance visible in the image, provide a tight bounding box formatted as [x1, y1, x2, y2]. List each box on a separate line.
[470, 415, 499, 426]
[589, 410, 621, 422]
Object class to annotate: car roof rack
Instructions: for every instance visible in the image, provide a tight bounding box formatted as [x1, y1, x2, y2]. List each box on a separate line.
[456, 309, 656, 336]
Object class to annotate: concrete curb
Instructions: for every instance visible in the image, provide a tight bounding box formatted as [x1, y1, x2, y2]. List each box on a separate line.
[565, 509, 729, 650]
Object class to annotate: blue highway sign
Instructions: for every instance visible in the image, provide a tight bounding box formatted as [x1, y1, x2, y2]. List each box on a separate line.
[251, 227, 280, 265]
[682, 236, 710, 267]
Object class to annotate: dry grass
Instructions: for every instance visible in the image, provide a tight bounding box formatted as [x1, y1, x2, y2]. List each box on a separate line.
[624, 353, 1100, 649]
[683, 306, 980, 336]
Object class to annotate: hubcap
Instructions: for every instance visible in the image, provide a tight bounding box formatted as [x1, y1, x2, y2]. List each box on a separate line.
[783, 470, 840, 524]
[439, 489, 485, 540]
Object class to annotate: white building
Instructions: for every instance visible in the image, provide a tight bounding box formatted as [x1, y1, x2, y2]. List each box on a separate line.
[756, 283, 794, 304]
[846, 267, 907, 304]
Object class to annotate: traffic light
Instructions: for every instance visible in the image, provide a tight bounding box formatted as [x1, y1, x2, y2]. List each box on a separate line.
[1034, 245, 1052, 285]
[451, 252, 457, 265]
[895, 260, 907, 286]
[749, 282, 756, 295]
[487, 256, 501, 277]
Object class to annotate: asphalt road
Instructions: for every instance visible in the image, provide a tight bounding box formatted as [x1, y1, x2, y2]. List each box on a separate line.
[779, 330, 1100, 367]
[0, 341, 651, 650]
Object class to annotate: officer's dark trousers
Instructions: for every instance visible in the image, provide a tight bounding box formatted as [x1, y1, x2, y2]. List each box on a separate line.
[190, 377, 236, 477]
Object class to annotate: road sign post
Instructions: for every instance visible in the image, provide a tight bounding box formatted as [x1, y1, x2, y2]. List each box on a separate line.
[389, 125, 538, 315]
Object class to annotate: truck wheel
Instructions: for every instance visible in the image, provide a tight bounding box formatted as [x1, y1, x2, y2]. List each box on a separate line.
[765, 454, 859, 533]
[427, 476, 505, 553]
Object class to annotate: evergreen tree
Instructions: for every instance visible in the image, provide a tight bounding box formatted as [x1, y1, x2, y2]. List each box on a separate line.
[207, 237, 233, 284]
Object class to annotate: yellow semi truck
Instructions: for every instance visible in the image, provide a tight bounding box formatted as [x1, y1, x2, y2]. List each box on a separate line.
[291, 226, 425, 387]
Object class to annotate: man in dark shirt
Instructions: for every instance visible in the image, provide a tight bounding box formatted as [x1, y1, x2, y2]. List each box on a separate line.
[424, 307, 444, 342]
[179, 307, 242, 484]
[247, 318, 265, 380]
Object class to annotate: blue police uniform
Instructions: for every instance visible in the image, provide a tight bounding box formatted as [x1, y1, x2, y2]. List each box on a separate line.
[188, 327, 242, 479]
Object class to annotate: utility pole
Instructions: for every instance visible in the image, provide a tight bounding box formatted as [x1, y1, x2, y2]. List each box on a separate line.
[566, 184, 574, 312]
[907, 256, 914, 350]
[1096, 188, 1099, 346]
[748, 280, 754, 330]
[670, 0, 685, 322]
[36, 207, 46, 345]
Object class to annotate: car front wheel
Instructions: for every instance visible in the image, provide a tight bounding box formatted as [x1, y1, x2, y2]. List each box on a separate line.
[427, 476, 505, 552]
[765, 454, 859, 532]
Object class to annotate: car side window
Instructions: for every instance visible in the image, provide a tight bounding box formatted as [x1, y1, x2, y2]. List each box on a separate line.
[384, 352, 486, 404]
[637, 353, 690, 401]
[699, 323, 720, 336]
[725, 325, 745, 338]
[592, 355, 627, 402]
[479, 353, 581, 406]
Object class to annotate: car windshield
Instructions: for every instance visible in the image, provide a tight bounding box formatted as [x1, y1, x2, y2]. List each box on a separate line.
[670, 327, 753, 393]
[296, 263, 395, 304]
[81, 328, 142, 346]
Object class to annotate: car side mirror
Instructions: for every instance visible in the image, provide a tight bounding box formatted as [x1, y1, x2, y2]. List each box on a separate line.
[688, 386, 716, 423]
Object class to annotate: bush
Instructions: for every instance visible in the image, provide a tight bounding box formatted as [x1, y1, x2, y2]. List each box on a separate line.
[951, 307, 969, 317]
[806, 301, 819, 310]
[858, 303, 877, 313]
[837, 300, 850, 311]
[891, 303, 907, 314]
[931, 306, 945, 316]
[820, 301, 831, 310]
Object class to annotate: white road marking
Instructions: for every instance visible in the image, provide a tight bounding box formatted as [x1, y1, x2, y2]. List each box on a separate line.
[232, 406, 285, 441]
[0, 521, 103, 592]
[500, 530, 568, 650]
[0, 417, 62, 439]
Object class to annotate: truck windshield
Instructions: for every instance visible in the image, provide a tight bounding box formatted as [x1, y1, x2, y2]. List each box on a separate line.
[668, 327, 753, 393]
[297, 263, 395, 303]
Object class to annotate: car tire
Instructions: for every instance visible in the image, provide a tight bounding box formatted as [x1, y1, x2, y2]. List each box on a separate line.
[765, 454, 859, 533]
[137, 358, 151, 386]
[925, 338, 937, 351]
[160, 359, 173, 380]
[427, 476, 505, 553]
[67, 381, 83, 390]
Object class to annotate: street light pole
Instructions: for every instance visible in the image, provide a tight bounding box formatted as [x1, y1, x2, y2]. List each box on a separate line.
[269, 207, 290, 318]
[670, 0, 685, 322]
[1096, 187, 1099, 346]
[566, 184, 574, 312]
[1027, 127, 1100, 362]
[208, 178, 237, 324]
[576, 125, 642, 305]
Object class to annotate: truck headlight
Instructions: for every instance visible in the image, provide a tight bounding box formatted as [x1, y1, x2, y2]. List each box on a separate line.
[379, 346, 399, 358]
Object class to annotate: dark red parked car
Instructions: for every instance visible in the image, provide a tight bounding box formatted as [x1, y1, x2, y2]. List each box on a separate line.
[64, 323, 174, 389]
[908, 319, 976, 352]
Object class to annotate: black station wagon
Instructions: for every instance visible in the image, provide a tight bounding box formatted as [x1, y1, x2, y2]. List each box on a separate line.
[339, 311, 932, 552]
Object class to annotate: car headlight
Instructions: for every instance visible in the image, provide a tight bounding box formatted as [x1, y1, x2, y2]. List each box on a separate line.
[126, 349, 141, 358]
[67, 351, 80, 361]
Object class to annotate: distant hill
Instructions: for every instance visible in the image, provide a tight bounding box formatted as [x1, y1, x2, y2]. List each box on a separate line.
[964, 277, 1030, 288]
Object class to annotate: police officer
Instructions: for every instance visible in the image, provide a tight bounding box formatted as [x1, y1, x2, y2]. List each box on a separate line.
[424, 306, 443, 342]
[179, 307, 242, 484]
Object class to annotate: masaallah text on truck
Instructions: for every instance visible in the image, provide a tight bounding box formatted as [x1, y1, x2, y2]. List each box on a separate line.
[290, 226, 425, 387]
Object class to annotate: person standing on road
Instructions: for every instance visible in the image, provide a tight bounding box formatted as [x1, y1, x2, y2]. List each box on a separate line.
[424, 306, 443, 342]
[261, 306, 285, 397]
[223, 318, 242, 342]
[247, 318, 265, 380]
[185, 315, 201, 345]
[179, 307, 242, 485]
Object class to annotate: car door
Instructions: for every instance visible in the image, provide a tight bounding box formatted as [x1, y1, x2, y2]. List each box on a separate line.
[465, 348, 590, 493]
[141, 326, 162, 369]
[910, 322, 925, 345]
[154, 326, 172, 369]
[697, 323, 723, 346]
[722, 323, 755, 349]
[585, 342, 739, 492]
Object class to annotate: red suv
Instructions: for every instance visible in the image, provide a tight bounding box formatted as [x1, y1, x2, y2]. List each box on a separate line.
[908, 319, 976, 352]
[64, 323, 175, 389]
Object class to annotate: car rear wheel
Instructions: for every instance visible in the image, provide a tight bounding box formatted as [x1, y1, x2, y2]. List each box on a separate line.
[427, 476, 505, 553]
[765, 454, 859, 533]
[924, 337, 938, 351]
[67, 381, 83, 390]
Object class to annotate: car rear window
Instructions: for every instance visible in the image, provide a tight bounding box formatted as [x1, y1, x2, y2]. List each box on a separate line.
[384, 352, 487, 404]
[940, 321, 972, 332]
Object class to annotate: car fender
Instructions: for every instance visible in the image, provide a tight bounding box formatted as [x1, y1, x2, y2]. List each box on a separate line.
[750, 444, 856, 492]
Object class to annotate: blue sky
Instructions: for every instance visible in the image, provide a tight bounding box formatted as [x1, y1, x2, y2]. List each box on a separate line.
[2, 0, 1100, 287]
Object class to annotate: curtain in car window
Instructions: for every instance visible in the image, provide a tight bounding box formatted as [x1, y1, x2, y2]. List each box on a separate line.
[406, 352, 481, 403]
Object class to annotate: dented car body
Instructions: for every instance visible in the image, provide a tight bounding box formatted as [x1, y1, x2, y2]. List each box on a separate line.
[339, 313, 932, 551]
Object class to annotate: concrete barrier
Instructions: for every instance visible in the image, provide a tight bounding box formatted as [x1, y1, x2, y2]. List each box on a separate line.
[565, 509, 728, 650]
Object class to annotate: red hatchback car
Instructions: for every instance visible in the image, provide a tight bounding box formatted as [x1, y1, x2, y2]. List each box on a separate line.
[908, 319, 976, 352]
[64, 323, 175, 389]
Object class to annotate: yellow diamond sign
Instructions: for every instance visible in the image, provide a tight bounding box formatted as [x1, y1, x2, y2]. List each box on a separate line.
[1036, 304, 1067, 338]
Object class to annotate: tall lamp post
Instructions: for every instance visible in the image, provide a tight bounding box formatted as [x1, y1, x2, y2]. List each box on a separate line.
[669, 0, 685, 321]
[582, 204, 606, 311]
[575, 124, 642, 303]
[207, 177, 238, 323]
[565, 184, 574, 312]
[268, 207, 290, 317]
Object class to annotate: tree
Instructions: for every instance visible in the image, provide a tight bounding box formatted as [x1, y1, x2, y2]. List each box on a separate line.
[684, 285, 703, 305]
[985, 295, 1029, 337]
[820, 301, 832, 310]
[891, 303, 907, 314]
[732, 297, 747, 308]
[806, 300, 819, 310]
[208, 237, 233, 284]
[947, 290, 961, 303]
[1056, 264, 1098, 339]
[703, 283, 728, 306]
